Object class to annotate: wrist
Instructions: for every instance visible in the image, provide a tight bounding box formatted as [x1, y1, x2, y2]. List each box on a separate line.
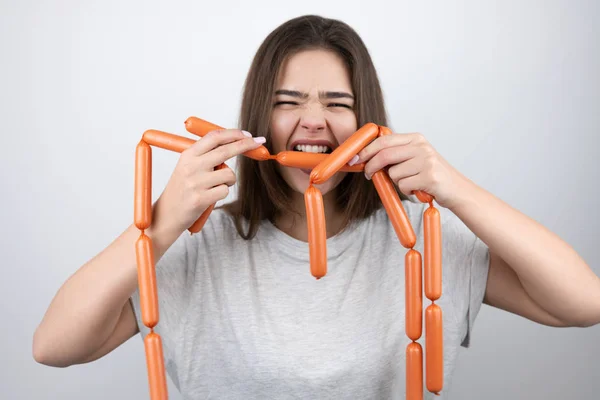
[446, 176, 482, 215]
[144, 199, 184, 257]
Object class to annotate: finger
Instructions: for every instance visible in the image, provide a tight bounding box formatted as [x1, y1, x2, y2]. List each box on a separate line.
[201, 135, 266, 168]
[355, 133, 418, 165]
[387, 158, 423, 184]
[394, 174, 424, 197]
[186, 129, 261, 157]
[363, 145, 419, 179]
[199, 167, 237, 189]
[203, 184, 231, 204]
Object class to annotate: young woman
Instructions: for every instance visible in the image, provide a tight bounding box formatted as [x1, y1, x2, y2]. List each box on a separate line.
[33, 15, 600, 399]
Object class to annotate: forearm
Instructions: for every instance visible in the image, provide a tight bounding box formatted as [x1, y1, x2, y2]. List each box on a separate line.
[33, 201, 182, 365]
[449, 178, 600, 327]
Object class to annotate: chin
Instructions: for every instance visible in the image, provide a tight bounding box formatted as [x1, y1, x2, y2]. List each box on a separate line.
[282, 166, 344, 196]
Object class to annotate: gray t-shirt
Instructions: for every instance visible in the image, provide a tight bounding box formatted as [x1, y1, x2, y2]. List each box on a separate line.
[130, 199, 489, 399]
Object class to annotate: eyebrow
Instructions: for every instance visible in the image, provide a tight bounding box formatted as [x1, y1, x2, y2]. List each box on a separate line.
[274, 89, 355, 100]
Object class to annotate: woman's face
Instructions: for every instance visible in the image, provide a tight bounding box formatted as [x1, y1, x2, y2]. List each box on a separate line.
[270, 49, 358, 195]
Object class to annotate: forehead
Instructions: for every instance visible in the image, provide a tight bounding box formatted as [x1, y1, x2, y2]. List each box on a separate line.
[276, 49, 352, 93]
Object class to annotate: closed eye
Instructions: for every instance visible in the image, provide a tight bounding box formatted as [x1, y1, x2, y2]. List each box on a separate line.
[273, 101, 353, 110]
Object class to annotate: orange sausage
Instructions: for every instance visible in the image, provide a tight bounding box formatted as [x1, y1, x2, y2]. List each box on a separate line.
[134, 141, 152, 230]
[184, 116, 271, 160]
[371, 171, 417, 248]
[184, 116, 223, 137]
[406, 342, 423, 400]
[414, 191, 434, 204]
[378, 125, 393, 137]
[135, 234, 159, 328]
[310, 123, 379, 184]
[424, 206, 442, 301]
[189, 204, 214, 234]
[144, 332, 168, 400]
[143, 130, 194, 153]
[274, 151, 365, 172]
[405, 249, 423, 340]
[425, 304, 443, 394]
[304, 185, 327, 279]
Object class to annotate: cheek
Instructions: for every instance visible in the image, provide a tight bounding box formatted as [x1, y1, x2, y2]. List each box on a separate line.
[270, 110, 298, 152]
[329, 112, 358, 143]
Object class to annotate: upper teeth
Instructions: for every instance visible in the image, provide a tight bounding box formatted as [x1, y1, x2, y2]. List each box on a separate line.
[295, 144, 330, 153]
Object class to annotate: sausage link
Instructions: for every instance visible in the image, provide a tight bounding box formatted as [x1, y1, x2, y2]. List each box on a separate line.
[304, 185, 327, 279]
[405, 249, 423, 340]
[144, 332, 168, 400]
[189, 204, 214, 234]
[135, 234, 159, 328]
[425, 304, 443, 394]
[424, 206, 442, 301]
[310, 123, 379, 184]
[414, 191, 434, 204]
[371, 171, 417, 248]
[275, 151, 365, 172]
[275, 151, 323, 169]
[406, 342, 423, 400]
[184, 116, 270, 160]
[378, 125, 392, 137]
[143, 130, 195, 153]
[134, 141, 152, 230]
[184, 116, 223, 137]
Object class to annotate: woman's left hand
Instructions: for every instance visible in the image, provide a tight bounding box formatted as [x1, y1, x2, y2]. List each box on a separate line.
[350, 132, 471, 209]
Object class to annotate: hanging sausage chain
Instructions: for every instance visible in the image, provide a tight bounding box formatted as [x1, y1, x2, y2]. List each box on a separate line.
[133, 116, 443, 400]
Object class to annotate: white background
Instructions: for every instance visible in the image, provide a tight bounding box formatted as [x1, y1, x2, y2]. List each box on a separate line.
[1, 0, 599, 399]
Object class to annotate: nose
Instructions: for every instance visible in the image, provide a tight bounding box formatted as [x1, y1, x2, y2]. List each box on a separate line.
[299, 106, 326, 133]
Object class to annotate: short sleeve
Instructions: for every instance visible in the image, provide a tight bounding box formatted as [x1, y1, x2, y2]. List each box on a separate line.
[460, 235, 490, 348]
[129, 230, 197, 390]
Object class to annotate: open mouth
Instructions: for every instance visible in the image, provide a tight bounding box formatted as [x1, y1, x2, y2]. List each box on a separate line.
[293, 144, 333, 154]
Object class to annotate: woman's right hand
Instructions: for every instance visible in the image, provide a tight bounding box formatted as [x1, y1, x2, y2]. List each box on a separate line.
[154, 129, 265, 235]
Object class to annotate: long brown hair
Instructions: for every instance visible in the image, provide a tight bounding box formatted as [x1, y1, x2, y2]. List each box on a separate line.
[220, 14, 406, 239]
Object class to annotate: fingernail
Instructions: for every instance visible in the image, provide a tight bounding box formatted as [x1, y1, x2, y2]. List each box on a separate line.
[348, 155, 359, 166]
[364, 172, 371, 180]
[242, 130, 252, 137]
[253, 137, 266, 144]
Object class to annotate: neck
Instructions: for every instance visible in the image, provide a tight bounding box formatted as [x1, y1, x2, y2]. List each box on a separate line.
[273, 189, 345, 242]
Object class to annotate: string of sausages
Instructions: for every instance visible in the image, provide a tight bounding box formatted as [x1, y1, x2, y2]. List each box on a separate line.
[133, 116, 443, 400]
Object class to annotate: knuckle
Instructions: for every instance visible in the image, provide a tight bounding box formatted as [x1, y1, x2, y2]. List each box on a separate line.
[424, 152, 437, 169]
[379, 148, 394, 164]
[179, 161, 193, 178]
[190, 192, 204, 209]
[217, 146, 230, 161]
[184, 179, 197, 195]
[397, 180, 409, 194]
[204, 130, 219, 140]
[381, 134, 394, 146]
[429, 170, 441, 186]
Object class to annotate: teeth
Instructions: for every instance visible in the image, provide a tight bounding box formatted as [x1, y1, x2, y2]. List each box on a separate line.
[294, 144, 331, 153]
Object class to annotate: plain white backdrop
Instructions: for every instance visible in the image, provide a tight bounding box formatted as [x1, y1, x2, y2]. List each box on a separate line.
[1, 0, 599, 399]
